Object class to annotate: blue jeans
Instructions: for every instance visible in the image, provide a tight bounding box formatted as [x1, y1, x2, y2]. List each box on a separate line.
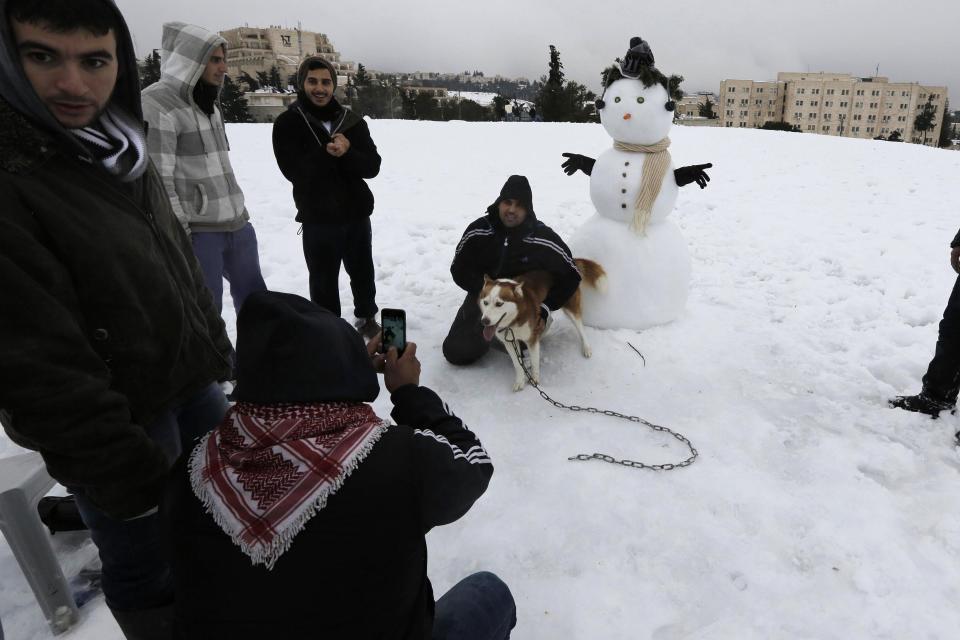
[191, 222, 267, 315]
[74, 383, 228, 612]
[433, 572, 516, 640]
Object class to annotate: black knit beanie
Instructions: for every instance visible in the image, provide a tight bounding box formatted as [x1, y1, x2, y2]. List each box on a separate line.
[490, 175, 534, 215]
[233, 291, 380, 404]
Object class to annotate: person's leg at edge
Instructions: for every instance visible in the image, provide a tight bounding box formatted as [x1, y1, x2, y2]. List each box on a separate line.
[922, 274, 960, 403]
[302, 222, 347, 317]
[190, 231, 227, 314]
[175, 382, 229, 453]
[433, 571, 516, 640]
[342, 217, 378, 319]
[72, 384, 228, 638]
[222, 222, 267, 316]
[443, 293, 492, 365]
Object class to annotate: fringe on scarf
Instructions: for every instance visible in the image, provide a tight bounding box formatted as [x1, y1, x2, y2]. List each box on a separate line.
[614, 137, 671, 234]
[188, 419, 390, 571]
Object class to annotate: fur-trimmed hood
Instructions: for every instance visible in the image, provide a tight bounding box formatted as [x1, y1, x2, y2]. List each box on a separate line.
[0, 96, 57, 174]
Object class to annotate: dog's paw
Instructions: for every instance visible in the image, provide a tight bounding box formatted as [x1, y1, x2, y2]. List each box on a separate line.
[513, 379, 526, 392]
[582, 345, 592, 358]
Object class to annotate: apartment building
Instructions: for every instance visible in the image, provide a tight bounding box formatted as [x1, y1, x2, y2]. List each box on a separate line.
[676, 92, 719, 118]
[719, 72, 947, 145]
[219, 25, 355, 90]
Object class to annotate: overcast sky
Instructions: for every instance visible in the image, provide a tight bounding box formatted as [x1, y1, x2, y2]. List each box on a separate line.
[116, 0, 959, 97]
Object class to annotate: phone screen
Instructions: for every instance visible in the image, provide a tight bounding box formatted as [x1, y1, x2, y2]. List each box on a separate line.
[380, 309, 406, 355]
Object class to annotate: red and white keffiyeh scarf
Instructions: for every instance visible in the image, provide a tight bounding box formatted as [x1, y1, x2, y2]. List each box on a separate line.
[189, 402, 388, 569]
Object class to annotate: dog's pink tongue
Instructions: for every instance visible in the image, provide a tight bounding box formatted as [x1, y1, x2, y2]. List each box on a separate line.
[482, 325, 497, 342]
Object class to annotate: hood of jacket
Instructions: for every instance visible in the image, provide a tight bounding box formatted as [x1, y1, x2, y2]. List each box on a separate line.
[0, 0, 142, 160]
[158, 21, 226, 106]
[233, 291, 380, 404]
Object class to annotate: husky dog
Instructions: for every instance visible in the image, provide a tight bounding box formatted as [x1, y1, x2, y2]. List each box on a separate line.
[478, 259, 607, 391]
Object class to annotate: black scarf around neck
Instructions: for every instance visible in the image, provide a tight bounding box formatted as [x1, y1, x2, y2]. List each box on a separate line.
[298, 94, 342, 123]
[193, 81, 220, 116]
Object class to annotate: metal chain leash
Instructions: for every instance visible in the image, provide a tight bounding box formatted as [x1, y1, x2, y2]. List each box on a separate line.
[502, 328, 698, 471]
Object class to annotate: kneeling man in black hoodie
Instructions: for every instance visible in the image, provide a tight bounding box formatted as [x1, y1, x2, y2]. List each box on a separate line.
[444, 175, 582, 365]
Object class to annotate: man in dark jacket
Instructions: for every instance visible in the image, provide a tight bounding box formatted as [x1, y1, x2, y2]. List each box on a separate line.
[166, 291, 516, 639]
[272, 56, 382, 339]
[0, 1, 232, 637]
[891, 228, 960, 422]
[444, 175, 582, 365]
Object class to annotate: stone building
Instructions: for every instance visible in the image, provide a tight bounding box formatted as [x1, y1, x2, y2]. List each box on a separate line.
[219, 25, 355, 90]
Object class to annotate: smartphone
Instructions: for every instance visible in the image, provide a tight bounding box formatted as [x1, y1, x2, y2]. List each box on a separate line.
[380, 308, 406, 356]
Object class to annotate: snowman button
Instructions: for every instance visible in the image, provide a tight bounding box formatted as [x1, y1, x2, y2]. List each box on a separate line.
[621, 189, 627, 194]
[622, 172, 627, 177]
[624, 162, 630, 166]
[621, 203, 627, 209]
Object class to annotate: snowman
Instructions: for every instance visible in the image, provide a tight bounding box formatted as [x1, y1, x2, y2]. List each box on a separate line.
[561, 37, 712, 330]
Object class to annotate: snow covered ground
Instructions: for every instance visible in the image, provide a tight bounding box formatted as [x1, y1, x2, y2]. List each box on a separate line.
[3, 121, 960, 639]
[455, 90, 499, 106]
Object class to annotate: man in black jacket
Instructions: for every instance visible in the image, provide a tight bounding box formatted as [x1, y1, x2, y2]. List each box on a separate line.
[166, 291, 516, 639]
[444, 175, 582, 365]
[0, 1, 232, 637]
[891, 228, 960, 421]
[272, 56, 382, 338]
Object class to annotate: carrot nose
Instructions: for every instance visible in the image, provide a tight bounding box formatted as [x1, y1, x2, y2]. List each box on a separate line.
[623, 113, 632, 120]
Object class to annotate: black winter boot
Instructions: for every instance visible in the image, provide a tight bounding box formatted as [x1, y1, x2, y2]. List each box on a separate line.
[888, 392, 956, 418]
[109, 604, 174, 640]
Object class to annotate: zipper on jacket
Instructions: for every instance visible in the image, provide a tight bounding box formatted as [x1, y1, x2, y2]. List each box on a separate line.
[493, 237, 509, 277]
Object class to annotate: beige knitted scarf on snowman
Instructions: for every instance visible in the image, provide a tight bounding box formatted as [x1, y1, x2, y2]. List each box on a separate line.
[614, 137, 671, 234]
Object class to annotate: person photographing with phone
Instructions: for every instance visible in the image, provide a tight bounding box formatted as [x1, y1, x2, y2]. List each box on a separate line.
[165, 291, 516, 639]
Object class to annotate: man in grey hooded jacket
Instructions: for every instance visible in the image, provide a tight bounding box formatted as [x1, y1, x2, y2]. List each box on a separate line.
[142, 22, 266, 316]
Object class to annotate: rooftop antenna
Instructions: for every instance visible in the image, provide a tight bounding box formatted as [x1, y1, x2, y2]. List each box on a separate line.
[875, 63, 879, 77]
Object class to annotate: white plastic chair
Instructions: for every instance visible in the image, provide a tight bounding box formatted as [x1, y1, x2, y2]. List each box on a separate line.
[0, 452, 80, 635]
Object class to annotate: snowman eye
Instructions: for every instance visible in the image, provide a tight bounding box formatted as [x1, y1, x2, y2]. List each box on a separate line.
[614, 97, 621, 103]
[636, 96, 645, 104]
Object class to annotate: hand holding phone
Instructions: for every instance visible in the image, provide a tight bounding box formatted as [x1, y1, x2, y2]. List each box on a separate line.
[379, 308, 406, 356]
[384, 342, 420, 392]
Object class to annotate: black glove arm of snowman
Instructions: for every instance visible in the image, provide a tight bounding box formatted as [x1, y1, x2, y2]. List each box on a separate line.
[561, 153, 596, 177]
[674, 163, 713, 189]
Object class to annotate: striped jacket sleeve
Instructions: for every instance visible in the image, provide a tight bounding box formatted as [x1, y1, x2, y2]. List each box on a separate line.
[390, 385, 493, 532]
[450, 217, 494, 295]
[142, 102, 190, 231]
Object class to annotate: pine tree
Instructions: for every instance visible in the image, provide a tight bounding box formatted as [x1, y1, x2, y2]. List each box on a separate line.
[138, 49, 161, 89]
[913, 97, 937, 145]
[268, 65, 284, 91]
[239, 71, 260, 92]
[537, 45, 566, 121]
[354, 63, 370, 87]
[492, 95, 509, 121]
[699, 96, 717, 119]
[547, 45, 564, 86]
[457, 99, 490, 122]
[220, 75, 253, 123]
[938, 99, 952, 148]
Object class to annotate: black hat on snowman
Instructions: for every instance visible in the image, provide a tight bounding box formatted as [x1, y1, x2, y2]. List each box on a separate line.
[596, 37, 683, 112]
